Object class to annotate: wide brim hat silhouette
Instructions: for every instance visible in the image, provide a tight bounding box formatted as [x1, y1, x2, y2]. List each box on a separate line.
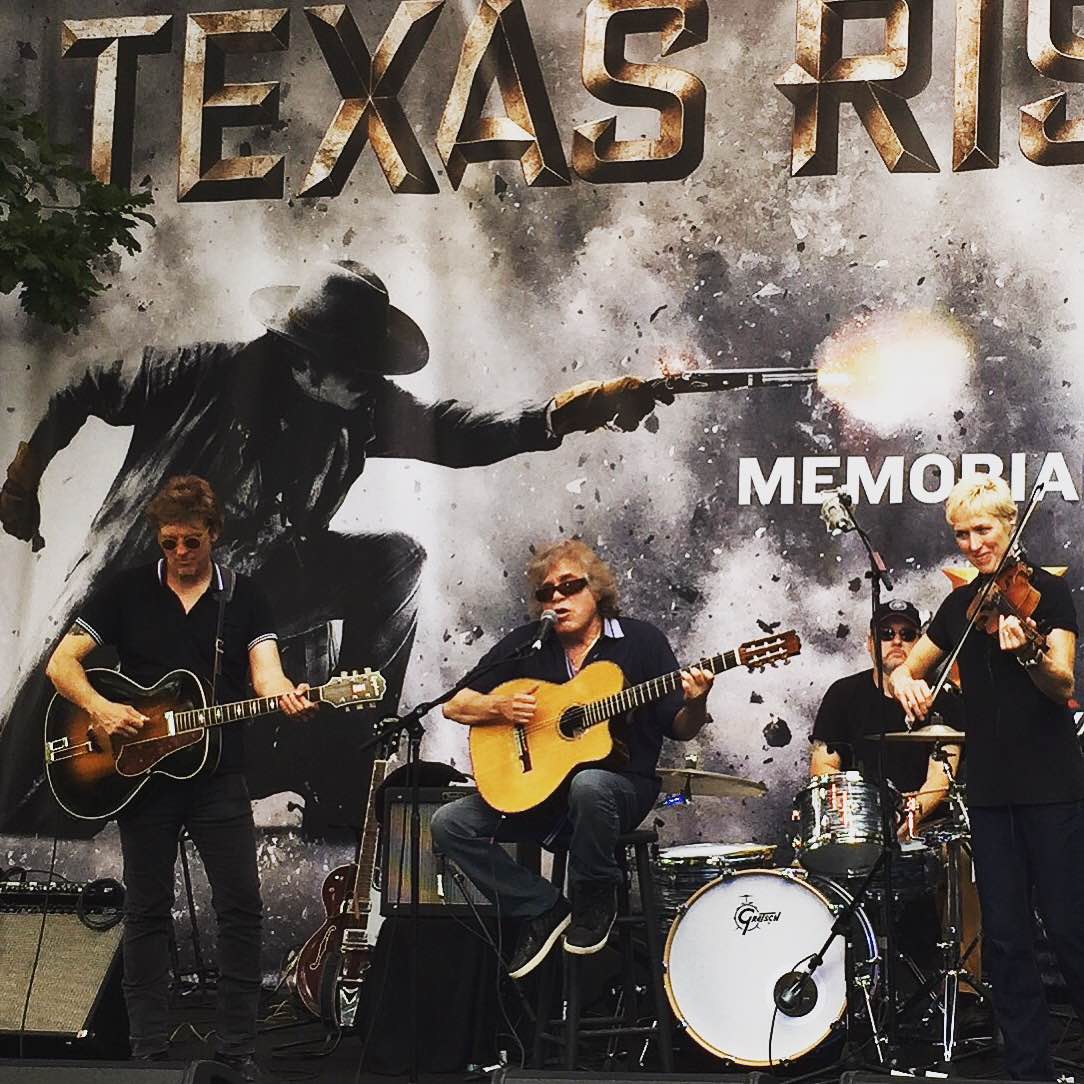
[250, 259, 429, 376]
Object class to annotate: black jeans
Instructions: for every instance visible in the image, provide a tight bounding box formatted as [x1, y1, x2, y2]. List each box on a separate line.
[116, 772, 262, 1058]
[969, 801, 1084, 1080]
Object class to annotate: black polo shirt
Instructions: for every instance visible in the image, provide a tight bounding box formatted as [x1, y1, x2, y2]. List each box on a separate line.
[75, 560, 278, 774]
[926, 566, 1084, 806]
[466, 615, 685, 783]
[812, 669, 965, 794]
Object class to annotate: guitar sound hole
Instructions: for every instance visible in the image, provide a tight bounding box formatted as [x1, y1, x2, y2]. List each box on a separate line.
[558, 708, 585, 739]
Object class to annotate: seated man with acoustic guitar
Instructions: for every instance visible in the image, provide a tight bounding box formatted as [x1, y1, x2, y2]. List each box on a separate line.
[432, 539, 714, 980]
[44, 475, 315, 1078]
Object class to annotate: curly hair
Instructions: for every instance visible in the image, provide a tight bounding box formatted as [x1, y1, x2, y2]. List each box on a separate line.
[944, 473, 1017, 529]
[525, 539, 620, 618]
[145, 475, 224, 535]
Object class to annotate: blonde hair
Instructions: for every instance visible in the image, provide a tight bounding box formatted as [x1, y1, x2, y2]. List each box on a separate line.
[525, 539, 620, 618]
[944, 473, 1017, 528]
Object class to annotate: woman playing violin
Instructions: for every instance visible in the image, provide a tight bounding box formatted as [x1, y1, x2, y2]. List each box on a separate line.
[889, 473, 1084, 1081]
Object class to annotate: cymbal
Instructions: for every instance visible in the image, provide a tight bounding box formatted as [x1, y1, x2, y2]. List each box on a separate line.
[878, 723, 966, 744]
[658, 768, 768, 799]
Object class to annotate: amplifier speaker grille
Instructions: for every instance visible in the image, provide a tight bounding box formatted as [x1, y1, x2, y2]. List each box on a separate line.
[381, 787, 518, 915]
[0, 912, 123, 1038]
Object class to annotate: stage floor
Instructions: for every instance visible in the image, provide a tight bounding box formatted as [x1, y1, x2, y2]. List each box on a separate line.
[146, 986, 1084, 1084]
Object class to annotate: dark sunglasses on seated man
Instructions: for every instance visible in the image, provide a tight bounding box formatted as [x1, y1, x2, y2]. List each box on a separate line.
[876, 625, 919, 643]
[534, 576, 589, 603]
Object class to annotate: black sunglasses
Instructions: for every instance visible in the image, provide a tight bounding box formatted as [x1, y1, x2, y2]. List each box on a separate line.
[534, 576, 589, 604]
[159, 535, 206, 552]
[876, 626, 918, 643]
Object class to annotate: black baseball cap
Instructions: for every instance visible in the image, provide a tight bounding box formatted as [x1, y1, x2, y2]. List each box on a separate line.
[871, 600, 922, 630]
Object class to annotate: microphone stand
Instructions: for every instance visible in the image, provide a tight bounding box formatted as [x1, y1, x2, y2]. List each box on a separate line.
[353, 631, 545, 1084]
[829, 496, 903, 1065]
[773, 848, 889, 1063]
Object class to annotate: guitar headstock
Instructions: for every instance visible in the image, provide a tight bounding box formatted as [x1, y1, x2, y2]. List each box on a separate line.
[320, 668, 387, 710]
[738, 630, 801, 670]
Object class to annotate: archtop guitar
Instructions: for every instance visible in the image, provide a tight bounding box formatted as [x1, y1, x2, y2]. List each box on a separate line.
[45, 666, 386, 820]
[469, 630, 801, 814]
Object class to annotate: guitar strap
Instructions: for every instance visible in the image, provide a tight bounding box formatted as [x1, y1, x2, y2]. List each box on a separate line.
[208, 565, 236, 707]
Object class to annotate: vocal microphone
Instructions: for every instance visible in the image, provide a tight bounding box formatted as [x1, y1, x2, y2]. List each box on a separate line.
[772, 969, 818, 1018]
[530, 610, 558, 651]
[820, 488, 856, 536]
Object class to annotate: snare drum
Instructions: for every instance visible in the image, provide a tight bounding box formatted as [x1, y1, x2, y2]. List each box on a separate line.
[664, 869, 878, 1066]
[653, 842, 776, 917]
[793, 772, 899, 876]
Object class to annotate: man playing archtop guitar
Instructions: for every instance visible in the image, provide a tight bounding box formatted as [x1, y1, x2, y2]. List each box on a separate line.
[433, 539, 718, 980]
[44, 475, 316, 1080]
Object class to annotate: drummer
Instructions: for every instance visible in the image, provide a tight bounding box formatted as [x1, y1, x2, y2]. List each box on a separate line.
[810, 599, 963, 838]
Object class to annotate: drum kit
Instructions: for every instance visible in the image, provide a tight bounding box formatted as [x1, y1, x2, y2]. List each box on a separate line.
[654, 723, 987, 1071]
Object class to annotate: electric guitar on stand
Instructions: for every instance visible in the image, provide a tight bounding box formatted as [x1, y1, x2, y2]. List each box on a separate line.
[295, 758, 389, 1026]
[44, 667, 386, 820]
[470, 630, 801, 814]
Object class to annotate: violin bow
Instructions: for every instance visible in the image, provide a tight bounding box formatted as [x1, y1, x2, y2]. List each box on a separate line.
[927, 479, 1048, 704]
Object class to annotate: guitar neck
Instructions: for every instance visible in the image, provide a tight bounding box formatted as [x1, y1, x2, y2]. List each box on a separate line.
[582, 650, 739, 726]
[351, 760, 389, 913]
[172, 687, 319, 733]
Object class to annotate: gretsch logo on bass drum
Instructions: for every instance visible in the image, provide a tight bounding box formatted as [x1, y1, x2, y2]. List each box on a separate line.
[733, 893, 782, 935]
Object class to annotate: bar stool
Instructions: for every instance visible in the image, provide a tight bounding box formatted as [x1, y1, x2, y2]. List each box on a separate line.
[531, 827, 674, 1071]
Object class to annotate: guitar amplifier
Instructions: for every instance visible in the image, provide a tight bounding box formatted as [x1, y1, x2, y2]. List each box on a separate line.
[0, 880, 128, 1057]
[380, 787, 520, 916]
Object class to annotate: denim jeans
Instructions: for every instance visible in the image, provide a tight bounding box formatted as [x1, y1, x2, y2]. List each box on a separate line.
[430, 768, 658, 918]
[969, 801, 1084, 1080]
[116, 771, 262, 1058]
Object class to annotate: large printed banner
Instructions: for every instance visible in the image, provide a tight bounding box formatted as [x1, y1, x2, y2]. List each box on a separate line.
[1, 0, 1082, 873]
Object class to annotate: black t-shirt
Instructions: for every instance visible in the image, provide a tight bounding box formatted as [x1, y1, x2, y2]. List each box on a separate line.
[75, 561, 278, 773]
[811, 669, 965, 794]
[926, 566, 1084, 806]
[467, 616, 685, 784]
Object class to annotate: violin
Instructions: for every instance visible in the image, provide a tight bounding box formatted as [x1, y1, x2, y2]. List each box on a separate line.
[964, 554, 1047, 665]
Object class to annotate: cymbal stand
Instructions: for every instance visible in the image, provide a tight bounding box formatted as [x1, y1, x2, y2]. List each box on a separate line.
[922, 744, 992, 1065]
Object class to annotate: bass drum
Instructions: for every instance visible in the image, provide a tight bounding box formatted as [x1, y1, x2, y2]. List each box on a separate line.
[664, 869, 877, 1067]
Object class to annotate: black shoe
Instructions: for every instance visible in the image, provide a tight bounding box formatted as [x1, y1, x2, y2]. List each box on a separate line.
[565, 881, 617, 955]
[214, 1052, 264, 1082]
[508, 896, 571, 980]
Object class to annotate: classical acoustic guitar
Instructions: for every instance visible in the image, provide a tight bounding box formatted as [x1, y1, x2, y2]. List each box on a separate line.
[294, 757, 388, 1027]
[470, 630, 801, 814]
[45, 667, 386, 820]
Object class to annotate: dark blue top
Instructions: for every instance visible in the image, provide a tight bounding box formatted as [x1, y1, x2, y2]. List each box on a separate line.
[75, 561, 278, 773]
[466, 615, 685, 783]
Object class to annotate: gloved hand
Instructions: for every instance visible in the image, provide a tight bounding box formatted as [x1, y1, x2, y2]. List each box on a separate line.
[1, 441, 46, 550]
[550, 376, 673, 436]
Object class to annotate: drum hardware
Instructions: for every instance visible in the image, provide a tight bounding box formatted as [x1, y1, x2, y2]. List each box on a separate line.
[892, 741, 993, 1066]
[656, 767, 769, 803]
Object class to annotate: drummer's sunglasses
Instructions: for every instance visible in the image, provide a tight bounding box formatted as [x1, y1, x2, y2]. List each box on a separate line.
[535, 577, 589, 603]
[876, 625, 918, 642]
